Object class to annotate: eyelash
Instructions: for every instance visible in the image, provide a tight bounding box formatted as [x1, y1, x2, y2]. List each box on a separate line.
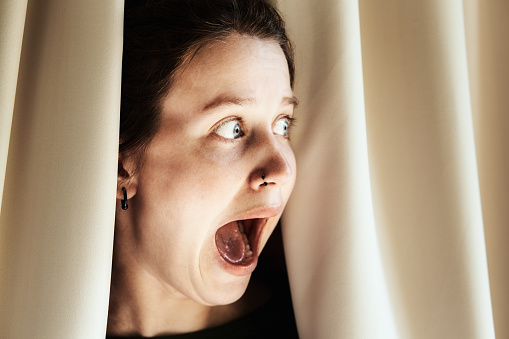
[212, 115, 296, 142]
[213, 117, 245, 143]
[283, 116, 296, 129]
[278, 115, 296, 140]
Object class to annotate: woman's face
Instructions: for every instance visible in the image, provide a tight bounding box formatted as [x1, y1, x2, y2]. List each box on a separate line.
[123, 34, 296, 306]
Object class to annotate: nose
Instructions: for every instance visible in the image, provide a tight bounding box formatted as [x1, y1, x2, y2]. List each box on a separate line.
[249, 137, 295, 191]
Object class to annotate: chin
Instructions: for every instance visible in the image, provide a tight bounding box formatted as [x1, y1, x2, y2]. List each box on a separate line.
[191, 217, 278, 306]
[189, 242, 251, 306]
[194, 273, 252, 306]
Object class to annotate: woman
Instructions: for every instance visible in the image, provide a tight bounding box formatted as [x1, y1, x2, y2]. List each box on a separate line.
[107, 0, 299, 337]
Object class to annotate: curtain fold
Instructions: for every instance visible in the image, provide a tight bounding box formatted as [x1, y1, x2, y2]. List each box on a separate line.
[465, 1, 509, 338]
[0, 0, 28, 208]
[0, 1, 123, 338]
[359, 1, 493, 338]
[1, 0, 507, 338]
[278, 0, 398, 338]
[279, 0, 505, 338]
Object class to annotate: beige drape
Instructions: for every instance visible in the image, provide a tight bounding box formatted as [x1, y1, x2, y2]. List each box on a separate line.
[279, 0, 508, 338]
[0, 1, 123, 338]
[0, 0, 507, 338]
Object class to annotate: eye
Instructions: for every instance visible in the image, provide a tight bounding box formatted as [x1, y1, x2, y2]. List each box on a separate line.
[214, 119, 244, 139]
[274, 117, 291, 137]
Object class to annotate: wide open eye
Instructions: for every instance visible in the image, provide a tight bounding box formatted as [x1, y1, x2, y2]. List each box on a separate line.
[214, 119, 244, 139]
[274, 117, 290, 137]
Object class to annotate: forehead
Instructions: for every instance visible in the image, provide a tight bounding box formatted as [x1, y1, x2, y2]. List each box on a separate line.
[162, 34, 292, 112]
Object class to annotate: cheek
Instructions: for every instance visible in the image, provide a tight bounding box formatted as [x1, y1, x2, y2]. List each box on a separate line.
[198, 138, 246, 169]
[140, 144, 244, 221]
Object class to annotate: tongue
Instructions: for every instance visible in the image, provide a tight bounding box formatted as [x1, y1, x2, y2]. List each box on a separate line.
[215, 221, 246, 264]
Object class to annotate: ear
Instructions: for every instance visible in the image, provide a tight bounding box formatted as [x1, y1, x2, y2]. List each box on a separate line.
[117, 154, 138, 200]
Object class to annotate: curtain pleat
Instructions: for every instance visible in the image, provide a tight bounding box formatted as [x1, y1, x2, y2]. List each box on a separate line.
[279, 0, 503, 338]
[0, 1, 123, 338]
[360, 1, 493, 338]
[278, 1, 398, 338]
[465, 1, 509, 338]
[0, 0, 28, 208]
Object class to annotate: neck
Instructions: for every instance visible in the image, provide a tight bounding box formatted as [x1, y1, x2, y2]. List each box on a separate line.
[107, 217, 270, 337]
[107, 268, 205, 336]
[107, 262, 269, 337]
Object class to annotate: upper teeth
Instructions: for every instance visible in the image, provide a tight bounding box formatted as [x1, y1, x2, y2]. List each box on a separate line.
[237, 220, 253, 260]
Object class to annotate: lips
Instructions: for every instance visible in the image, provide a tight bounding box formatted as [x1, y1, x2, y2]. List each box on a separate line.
[215, 219, 260, 265]
[214, 205, 283, 275]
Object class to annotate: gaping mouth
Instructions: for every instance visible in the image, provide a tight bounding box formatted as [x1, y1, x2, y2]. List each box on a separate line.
[215, 218, 263, 266]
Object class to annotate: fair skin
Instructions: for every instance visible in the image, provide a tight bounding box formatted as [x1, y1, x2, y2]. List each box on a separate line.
[108, 34, 296, 337]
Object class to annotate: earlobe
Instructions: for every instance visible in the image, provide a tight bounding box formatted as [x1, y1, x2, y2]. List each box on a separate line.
[117, 156, 138, 200]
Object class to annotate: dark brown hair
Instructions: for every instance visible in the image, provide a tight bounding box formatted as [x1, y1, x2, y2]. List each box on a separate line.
[120, 0, 295, 166]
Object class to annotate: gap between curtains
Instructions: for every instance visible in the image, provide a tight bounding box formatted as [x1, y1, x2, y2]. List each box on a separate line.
[0, 0, 507, 338]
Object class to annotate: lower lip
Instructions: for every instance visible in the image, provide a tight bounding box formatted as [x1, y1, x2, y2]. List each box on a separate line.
[217, 252, 259, 276]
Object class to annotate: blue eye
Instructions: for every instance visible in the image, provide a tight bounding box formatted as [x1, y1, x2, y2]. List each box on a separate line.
[274, 117, 290, 136]
[214, 120, 243, 139]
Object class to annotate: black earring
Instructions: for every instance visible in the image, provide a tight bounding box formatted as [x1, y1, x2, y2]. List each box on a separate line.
[262, 173, 268, 186]
[121, 187, 128, 210]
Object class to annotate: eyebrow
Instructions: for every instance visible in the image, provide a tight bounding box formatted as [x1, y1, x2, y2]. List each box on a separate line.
[283, 95, 299, 108]
[202, 95, 255, 111]
[201, 94, 299, 112]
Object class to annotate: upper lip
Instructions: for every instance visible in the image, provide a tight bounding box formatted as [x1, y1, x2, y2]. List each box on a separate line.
[219, 204, 284, 227]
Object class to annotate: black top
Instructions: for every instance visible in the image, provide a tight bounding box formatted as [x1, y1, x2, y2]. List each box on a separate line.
[107, 290, 298, 339]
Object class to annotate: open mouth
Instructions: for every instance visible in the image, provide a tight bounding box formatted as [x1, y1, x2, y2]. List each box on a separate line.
[215, 218, 264, 266]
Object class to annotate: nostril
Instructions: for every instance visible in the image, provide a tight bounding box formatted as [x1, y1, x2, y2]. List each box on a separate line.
[250, 146, 295, 189]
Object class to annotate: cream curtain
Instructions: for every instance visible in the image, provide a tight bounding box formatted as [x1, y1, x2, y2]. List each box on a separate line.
[0, 0, 507, 338]
[279, 0, 508, 338]
[0, 0, 123, 338]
